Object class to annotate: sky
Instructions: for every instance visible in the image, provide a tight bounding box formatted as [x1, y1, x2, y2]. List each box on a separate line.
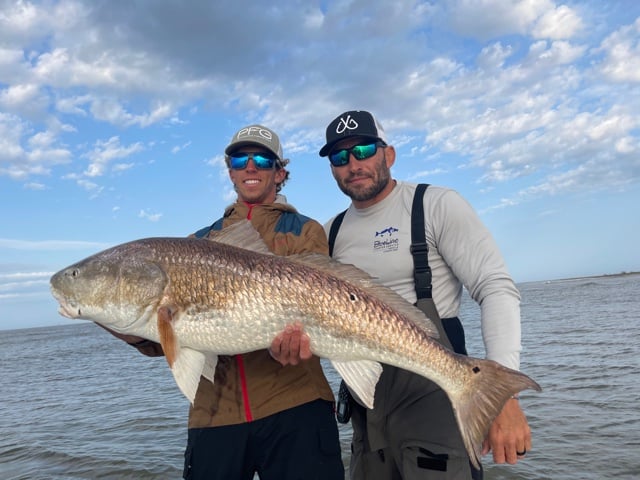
[1, 0, 639, 330]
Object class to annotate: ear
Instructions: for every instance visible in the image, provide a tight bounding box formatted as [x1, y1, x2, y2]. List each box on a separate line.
[384, 145, 396, 169]
[275, 167, 287, 184]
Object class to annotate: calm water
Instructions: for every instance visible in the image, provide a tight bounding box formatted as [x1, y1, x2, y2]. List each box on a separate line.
[1, 274, 639, 479]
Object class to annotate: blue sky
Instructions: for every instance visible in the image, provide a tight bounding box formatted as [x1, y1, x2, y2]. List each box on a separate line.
[1, 0, 639, 330]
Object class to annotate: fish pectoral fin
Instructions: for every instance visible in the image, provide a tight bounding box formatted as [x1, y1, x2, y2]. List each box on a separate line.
[156, 305, 206, 404]
[171, 347, 207, 404]
[331, 359, 383, 409]
[157, 305, 180, 367]
[201, 354, 218, 384]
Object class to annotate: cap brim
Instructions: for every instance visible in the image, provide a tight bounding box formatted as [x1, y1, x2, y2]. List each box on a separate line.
[225, 140, 280, 159]
[319, 135, 381, 157]
[318, 142, 335, 157]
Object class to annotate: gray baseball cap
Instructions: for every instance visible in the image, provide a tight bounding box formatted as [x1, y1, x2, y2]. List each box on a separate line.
[225, 124, 283, 160]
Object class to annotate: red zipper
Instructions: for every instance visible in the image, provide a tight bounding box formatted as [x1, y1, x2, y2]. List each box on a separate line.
[236, 204, 257, 422]
[236, 354, 253, 421]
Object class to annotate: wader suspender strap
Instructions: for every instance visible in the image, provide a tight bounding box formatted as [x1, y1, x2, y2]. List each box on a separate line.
[411, 184, 432, 300]
[328, 210, 346, 257]
[410, 185, 454, 351]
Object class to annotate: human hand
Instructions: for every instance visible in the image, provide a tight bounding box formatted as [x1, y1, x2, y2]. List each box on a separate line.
[269, 322, 312, 366]
[482, 398, 532, 464]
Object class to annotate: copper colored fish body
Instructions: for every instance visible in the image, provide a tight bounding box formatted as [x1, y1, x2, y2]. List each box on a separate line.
[50, 221, 541, 468]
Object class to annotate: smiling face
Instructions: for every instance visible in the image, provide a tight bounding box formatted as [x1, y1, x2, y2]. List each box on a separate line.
[329, 136, 396, 209]
[227, 146, 286, 204]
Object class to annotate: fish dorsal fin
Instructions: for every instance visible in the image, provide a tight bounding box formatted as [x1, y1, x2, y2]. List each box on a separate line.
[288, 253, 440, 339]
[331, 359, 383, 409]
[205, 220, 273, 255]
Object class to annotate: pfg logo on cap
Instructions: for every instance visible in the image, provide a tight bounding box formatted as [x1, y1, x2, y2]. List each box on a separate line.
[235, 126, 274, 142]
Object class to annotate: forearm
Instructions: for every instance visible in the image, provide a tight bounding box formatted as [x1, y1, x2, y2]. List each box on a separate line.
[481, 291, 521, 370]
[127, 338, 165, 357]
[95, 323, 164, 357]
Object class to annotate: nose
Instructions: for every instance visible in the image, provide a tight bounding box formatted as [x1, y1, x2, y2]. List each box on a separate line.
[245, 158, 258, 171]
[346, 152, 362, 170]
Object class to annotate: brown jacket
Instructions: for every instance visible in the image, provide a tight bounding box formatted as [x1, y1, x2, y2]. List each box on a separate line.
[138, 198, 335, 428]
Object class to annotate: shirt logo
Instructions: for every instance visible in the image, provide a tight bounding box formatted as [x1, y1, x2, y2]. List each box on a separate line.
[375, 226, 399, 237]
[336, 114, 359, 134]
[373, 225, 400, 253]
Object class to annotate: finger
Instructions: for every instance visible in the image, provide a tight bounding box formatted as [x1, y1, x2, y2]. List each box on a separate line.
[516, 441, 530, 458]
[481, 438, 491, 456]
[492, 447, 507, 465]
[270, 334, 283, 356]
[505, 448, 519, 465]
[281, 337, 293, 362]
[288, 331, 301, 365]
[299, 333, 312, 360]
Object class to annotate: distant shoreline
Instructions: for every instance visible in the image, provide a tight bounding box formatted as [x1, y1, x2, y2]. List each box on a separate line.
[538, 271, 640, 283]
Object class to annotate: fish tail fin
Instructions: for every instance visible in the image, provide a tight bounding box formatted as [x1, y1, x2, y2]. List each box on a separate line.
[450, 358, 541, 469]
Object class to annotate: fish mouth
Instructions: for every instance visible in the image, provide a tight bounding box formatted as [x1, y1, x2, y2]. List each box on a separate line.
[57, 303, 79, 319]
[50, 288, 81, 319]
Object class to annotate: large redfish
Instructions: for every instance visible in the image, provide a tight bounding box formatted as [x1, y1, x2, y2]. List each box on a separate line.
[50, 220, 540, 468]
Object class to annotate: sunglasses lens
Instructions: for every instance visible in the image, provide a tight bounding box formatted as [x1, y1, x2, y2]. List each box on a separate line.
[229, 155, 249, 169]
[329, 142, 380, 166]
[351, 143, 377, 160]
[229, 153, 276, 170]
[251, 154, 276, 169]
[329, 150, 349, 167]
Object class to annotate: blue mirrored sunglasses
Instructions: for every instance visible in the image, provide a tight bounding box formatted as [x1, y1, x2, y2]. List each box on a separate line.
[328, 141, 386, 167]
[228, 152, 278, 170]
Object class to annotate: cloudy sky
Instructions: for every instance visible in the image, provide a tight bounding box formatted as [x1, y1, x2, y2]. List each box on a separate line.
[1, 0, 639, 330]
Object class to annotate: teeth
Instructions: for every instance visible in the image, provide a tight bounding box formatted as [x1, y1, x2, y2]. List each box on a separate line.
[244, 180, 260, 184]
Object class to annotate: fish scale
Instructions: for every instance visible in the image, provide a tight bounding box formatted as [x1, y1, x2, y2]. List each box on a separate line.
[50, 220, 541, 469]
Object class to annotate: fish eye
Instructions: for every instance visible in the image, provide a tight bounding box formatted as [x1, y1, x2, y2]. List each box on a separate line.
[71, 269, 79, 277]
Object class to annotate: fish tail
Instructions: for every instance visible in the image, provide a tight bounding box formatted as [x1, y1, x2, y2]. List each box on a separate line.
[450, 357, 541, 469]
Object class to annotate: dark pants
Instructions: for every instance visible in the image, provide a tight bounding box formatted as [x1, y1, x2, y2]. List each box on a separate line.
[183, 399, 344, 480]
[347, 317, 483, 479]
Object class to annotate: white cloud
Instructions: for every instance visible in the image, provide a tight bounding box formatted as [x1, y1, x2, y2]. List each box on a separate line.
[138, 209, 162, 222]
[171, 141, 192, 154]
[447, 0, 555, 39]
[532, 5, 583, 39]
[24, 181, 46, 190]
[0, 0, 637, 209]
[83, 136, 144, 177]
[0, 238, 107, 250]
[596, 17, 640, 82]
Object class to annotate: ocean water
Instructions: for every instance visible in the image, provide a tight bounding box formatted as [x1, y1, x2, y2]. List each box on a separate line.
[1, 274, 639, 479]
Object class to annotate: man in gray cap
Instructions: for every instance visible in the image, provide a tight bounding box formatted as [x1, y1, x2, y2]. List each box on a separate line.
[106, 124, 344, 480]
